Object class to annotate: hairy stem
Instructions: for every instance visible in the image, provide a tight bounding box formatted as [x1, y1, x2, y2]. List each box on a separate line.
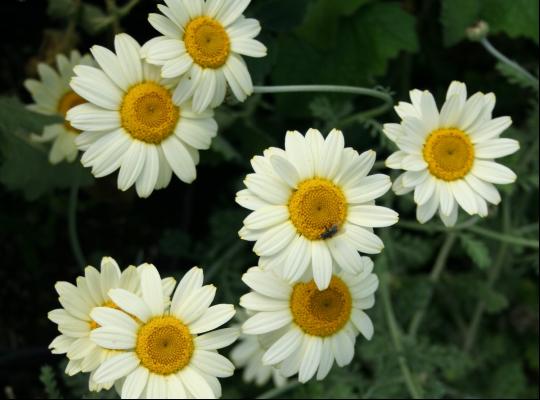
[480, 38, 539, 89]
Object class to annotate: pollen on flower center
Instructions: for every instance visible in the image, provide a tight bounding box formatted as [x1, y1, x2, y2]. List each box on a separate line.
[58, 91, 86, 132]
[290, 276, 352, 337]
[184, 16, 231, 69]
[120, 82, 179, 144]
[135, 316, 194, 375]
[423, 128, 475, 181]
[288, 178, 348, 241]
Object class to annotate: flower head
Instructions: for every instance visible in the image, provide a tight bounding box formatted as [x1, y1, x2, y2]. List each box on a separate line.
[236, 128, 398, 290]
[48, 257, 176, 392]
[67, 33, 218, 198]
[24, 51, 93, 164]
[384, 81, 519, 226]
[143, 0, 267, 112]
[90, 265, 238, 399]
[240, 261, 378, 383]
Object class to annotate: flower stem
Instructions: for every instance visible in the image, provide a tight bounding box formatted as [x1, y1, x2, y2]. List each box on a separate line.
[480, 38, 539, 89]
[253, 84, 393, 121]
[466, 225, 539, 249]
[408, 233, 457, 338]
[68, 182, 86, 268]
[380, 270, 424, 399]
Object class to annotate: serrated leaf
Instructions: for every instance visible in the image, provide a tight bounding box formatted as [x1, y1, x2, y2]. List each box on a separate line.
[440, 0, 481, 46]
[460, 233, 492, 269]
[480, 0, 539, 44]
[40, 365, 62, 399]
[80, 3, 111, 35]
[496, 62, 539, 92]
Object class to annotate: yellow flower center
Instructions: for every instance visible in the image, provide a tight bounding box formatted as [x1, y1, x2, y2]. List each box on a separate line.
[135, 316, 194, 375]
[57, 91, 86, 132]
[290, 276, 352, 337]
[184, 16, 231, 69]
[120, 82, 179, 144]
[423, 129, 475, 181]
[288, 178, 348, 241]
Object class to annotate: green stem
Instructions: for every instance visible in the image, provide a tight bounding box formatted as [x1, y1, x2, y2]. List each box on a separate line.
[463, 201, 512, 352]
[68, 183, 86, 268]
[380, 271, 423, 399]
[398, 220, 538, 249]
[105, 0, 121, 34]
[253, 84, 393, 120]
[480, 38, 539, 89]
[408, 233, 457, 338]
[467, 225, 538, 249]
[256, 381, 301, 399]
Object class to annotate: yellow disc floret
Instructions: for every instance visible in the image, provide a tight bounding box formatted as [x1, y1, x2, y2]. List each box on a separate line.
[135, 316, 194, 375]
[288, 178, 348, 241]
[423, 128, 475, 181]
[184, 17, 231, 69]
[290, 276, 352, 337]
[120, 82, 179, 144]
[57, 91, 86, 132]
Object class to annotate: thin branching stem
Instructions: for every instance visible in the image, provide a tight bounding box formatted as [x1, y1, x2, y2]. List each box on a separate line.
[408, 233, 457, 338]
[253, 85, 393, 121]
[256, 381, 301, 399]
[480, 38, 539, 90]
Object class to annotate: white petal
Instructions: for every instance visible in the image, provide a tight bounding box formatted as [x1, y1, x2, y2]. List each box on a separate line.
[270, 154, 301, 188]
[345, 174, 391, 204]
[311, 241, 333, 290]
[178, 366, 215, 399]
[241, 268, 291, 300]
[92, 352, 140, 384]
[298, 336, 322, 383]
[471, 160, 517, 184]
[109, 288, 152, 323]
[189, 304, 236, 334]
[117, 140, 146, 191]
[351, 309, 374, 340]
[450, 180, 478, 215]
[191, 350, 234, 378]
[469, 116, 512, 143]
[194, 328, 240, 350]
[90, 326, 137, 350]
[474, 138, 520, 159]
[344, 224, 384, 254]
[244, 173, 290, 205]
[347, 205, 399, 228]
[319, 129, 345, 180]
[242, 310, 292, 335]
[243, 205, 289, 230]
[253, 221, 296, 257]
[140, 264, 164, 316]
[330, 330, 355, 367]
[161, 136, 197, 183]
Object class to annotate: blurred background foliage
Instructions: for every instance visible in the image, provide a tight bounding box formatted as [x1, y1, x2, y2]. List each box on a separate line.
[0, 0, 538, 398]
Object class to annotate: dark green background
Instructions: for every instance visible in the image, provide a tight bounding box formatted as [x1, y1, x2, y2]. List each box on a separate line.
[0, 0, 538, 398]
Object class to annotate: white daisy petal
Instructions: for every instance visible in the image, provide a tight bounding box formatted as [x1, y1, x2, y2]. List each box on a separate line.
[472, 160, 517, 184]
[298, 336, 323, 383]
[92, 352, 140, 384]
[311, 241, 333, 290]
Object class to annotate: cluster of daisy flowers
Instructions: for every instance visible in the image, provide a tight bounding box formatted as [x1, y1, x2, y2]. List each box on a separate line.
[34, 0, 522, 397]
[27, 0, 266, 197]
[49, 257, 238, 398]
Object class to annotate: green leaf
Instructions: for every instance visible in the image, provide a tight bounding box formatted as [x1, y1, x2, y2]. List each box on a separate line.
[0, 97, 93, 201]
[460, 233, 492, 269]
[495, 62, 539, 92]
[477, 283, 509, 314]
[272, 2, 418, 117]
[39, 365, 62, 399]
[47, 0, 77, 20]
[481, 0, 539, 44]
[248, 0, 311, 32]
[80, 3, 111, 35]
[440, 0, 481, 46]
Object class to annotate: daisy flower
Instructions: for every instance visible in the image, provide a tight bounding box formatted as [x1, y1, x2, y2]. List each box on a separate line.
[384, 81, 519, 226]
[90, 265, 238, 399]
[236, 128, 398, 290]
[48, 257, 176, 392]
[24, 50, 92, 164]
[230, 315, 287, 387]
[240, 260, 379, 383]
[67, 33, 218, 198]
[143, 0, 267, 112]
